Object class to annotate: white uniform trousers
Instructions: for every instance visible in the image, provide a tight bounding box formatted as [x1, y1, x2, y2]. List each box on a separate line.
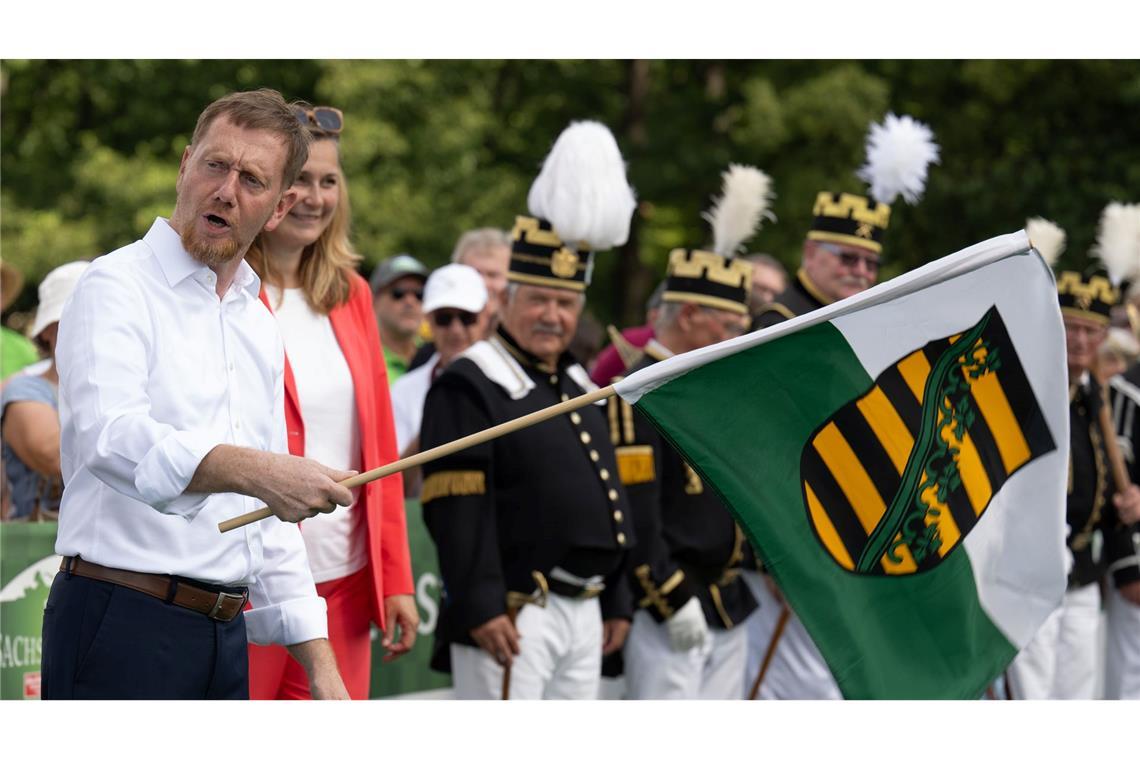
[1104, 584, 1140, 699]
[624, 608, 749, 699]
[450, 594, 602, 699]
[741, 569, 841, 699]
[1007, 582, 1101, 699]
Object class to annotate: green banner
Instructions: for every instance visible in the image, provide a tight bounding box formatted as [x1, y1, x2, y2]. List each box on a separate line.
[370, 498, 451, 698]
[0, 500, 450, 700]
[0, 522, 58, 700]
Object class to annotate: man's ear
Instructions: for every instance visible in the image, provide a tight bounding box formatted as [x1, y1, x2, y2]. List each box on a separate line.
[263, 188, 299, 233]
[801, 240, 818, 265]
[677, 301, 700, 332]
[175, 145, 192, 190]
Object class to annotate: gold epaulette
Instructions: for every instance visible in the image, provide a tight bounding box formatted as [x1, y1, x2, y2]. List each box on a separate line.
[421, 470, 486, 504]
[756, 301, 797, 323]
[615, 445, 655, 485]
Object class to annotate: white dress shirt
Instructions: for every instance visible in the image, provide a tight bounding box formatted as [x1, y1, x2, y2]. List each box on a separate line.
[389, 352, 439, 454]
[55, 218, 327, 646]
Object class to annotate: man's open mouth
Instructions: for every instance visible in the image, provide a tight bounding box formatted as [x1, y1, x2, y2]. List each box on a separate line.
[205, 214, 230, 229]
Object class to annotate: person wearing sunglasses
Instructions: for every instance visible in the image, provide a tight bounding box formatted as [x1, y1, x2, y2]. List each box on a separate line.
[390, 264, 488, 475]
[244, 104, 417, 700]
[369, 253, 430, 385]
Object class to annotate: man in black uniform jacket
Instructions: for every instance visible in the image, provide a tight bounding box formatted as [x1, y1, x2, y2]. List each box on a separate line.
[1108, 348, 1140, 698]
[753, 192, 884, 331]
[612, 247, 758, 698]
[1006, 266, 1140, 698]
[419, 120, 638, 699]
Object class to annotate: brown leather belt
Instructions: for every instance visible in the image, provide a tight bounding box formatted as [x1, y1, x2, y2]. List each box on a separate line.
[61, 556, 248, 623]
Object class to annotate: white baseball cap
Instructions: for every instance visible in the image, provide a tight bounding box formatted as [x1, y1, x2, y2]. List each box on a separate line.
[31, 261, 90, 339]
[422, 263, 488, 315]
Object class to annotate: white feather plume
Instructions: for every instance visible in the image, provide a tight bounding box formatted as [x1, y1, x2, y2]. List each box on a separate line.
[856, 113, 940, 206]
[1026, 217, 1066, 267]
[526, 121, 637, 251]
[701, 164, 775, 258]
[1092, 202, 1140, 285]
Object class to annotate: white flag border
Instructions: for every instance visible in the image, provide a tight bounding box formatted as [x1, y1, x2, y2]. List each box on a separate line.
[615, 230, 1050, 405]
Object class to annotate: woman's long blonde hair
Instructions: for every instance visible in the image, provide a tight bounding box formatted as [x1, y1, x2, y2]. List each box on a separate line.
[246, 134, 361, 314]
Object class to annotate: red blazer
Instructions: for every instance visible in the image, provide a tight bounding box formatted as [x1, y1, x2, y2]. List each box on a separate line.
[259, 273, 414, 631]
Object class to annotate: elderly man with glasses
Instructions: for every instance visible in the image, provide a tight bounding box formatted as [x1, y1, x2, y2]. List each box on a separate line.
[753, 196, 884, 331]
[369, 253, 429, 384]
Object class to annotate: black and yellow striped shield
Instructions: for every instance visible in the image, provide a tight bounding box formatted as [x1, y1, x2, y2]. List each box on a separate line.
[800, 306, 1055, 576]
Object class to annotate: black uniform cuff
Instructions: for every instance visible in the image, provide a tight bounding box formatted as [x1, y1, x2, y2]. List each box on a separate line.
[634, 565, 701, 623]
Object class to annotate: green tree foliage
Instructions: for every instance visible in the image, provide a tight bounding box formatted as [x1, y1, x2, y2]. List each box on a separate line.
[3, 60, 1138, 325]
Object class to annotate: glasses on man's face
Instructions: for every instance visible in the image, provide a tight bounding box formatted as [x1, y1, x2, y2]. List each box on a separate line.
[389, 286, 423, 302]
[701, 307, 749, 338]
[817, 243, 880, 274]
[432, 309, 479, 329]
[293, 106, 344, 135]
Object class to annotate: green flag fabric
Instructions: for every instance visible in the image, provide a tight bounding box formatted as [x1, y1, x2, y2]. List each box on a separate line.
[614, 231, 1069, 699]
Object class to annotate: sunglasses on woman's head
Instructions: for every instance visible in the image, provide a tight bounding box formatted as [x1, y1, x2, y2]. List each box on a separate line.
[293, 106, 343, 135]
[432, 310, 478, 328]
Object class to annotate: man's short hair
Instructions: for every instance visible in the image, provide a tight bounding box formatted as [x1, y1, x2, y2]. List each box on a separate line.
[744, 252, 788, 278]
[451, 228, 510, 264]
[645, 280, 667, 313]
[190, 89, 312, 189]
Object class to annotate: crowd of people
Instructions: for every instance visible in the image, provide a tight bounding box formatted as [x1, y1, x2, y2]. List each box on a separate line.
[1, 86, 1137, 701]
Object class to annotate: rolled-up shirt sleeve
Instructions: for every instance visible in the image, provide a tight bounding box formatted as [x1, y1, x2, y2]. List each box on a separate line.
[57, 263, 217, 520]
[245, 514, 329, 646]
[243, 366, 327, 646]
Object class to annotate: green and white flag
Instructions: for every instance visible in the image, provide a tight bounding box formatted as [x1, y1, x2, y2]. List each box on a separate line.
[614, 231, 1068, 699]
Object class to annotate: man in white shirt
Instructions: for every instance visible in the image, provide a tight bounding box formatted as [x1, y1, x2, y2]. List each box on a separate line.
[42, 89, 354, 700]
[390, 265, 487, 503]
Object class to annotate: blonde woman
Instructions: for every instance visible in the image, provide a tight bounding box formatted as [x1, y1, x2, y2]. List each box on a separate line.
[245, 105, 417, 699]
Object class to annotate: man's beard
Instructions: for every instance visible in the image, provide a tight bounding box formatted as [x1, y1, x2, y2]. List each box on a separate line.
[180, 224, 244, 267]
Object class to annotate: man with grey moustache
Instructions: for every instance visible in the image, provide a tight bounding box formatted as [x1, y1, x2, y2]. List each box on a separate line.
[43, 89, 352, 699]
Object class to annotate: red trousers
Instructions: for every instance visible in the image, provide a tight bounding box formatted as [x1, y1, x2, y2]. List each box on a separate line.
[247, 566, 374, 700]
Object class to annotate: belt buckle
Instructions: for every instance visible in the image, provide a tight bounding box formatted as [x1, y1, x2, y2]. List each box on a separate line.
[207, 590, 247, 621]
[579, 584, 604, 600]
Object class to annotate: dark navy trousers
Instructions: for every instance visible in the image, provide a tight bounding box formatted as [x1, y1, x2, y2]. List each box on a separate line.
[41, 571, 249, 699]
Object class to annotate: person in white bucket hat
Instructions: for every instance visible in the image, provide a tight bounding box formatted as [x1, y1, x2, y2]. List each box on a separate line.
[2, 260, 90, 520]
[390, 263, 488, 466]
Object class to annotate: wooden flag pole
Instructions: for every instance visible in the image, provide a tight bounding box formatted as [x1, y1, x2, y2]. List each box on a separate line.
[218, 384, 618, 533]
[1099, 386, 1133, 493]
[748, 604, 791, 700]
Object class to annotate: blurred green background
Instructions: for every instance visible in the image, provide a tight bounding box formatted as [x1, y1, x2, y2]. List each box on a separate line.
[3, 59, 1139, 330]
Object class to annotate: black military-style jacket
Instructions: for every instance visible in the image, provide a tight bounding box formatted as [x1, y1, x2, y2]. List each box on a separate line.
[1069, 374, 1139, 588]
[1104, 364, 1140, 587]
[419, 326, 635, 672]
[608, 347, 757, 629]
[752, 269, 831, 331]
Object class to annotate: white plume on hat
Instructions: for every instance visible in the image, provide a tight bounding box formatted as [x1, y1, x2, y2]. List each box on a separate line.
[856, 113, 940, 206]
[702, 164, 775, 258]
[526, 121, 637, 251]
[1026, 217, 1066, 268]
[1091, 201, 1140, 285]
